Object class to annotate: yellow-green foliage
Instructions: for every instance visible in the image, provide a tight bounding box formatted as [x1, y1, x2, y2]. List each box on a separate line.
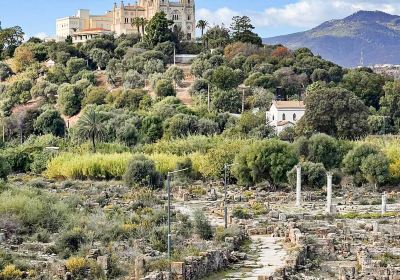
[148, 153, 181, 174]
[0, 265, 23, 280]
[361, 136, 400, 181]
[45, 153, 131, 179]
[65, 257, 88, 274]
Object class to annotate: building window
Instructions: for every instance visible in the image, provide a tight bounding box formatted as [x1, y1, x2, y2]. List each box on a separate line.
[272, 115, 275, 121]
[187, 15, 191, 20]
[293, 113, 297, 121]
[282, 114, 286, 121]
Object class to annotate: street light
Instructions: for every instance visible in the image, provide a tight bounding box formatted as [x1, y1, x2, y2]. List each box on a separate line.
[166, 168, 189, 260]
[224, 163, 238, 229]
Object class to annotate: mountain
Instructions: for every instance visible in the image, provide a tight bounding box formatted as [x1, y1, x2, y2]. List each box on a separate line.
[263, 11, 400, 67]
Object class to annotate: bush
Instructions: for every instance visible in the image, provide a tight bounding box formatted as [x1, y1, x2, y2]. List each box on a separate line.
[342, 144, 380, 186]
[123, 155, 161, 188]
[307, 133, 342, 169]
[360, 153, 390, 187]
[163, 114, 198, 139]
[34, 109, 66, 137]
[65, 257, 87, 276]
[56, 229, 86, 257]
[0, 265, 23, 280]
[233, 139, 298, 186]
[232, 206, 251, 219]
[0, 155, 11, 180]
[154, 79, 175, 97]
[0, 188, 69, 233]
[193, 210, 213, 240]
[82, 87, 108, 106]
[287, 161, 327, 189]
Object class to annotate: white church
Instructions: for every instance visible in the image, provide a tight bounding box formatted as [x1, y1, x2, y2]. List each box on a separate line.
[266, 101, 305, 134]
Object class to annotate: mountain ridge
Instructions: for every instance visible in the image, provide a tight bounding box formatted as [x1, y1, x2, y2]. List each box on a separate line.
[263, 10, 400, 67]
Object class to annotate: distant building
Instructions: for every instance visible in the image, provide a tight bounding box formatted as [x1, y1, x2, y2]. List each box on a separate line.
[266, 101, 305, 134]
[56, 9, 113, 42]
[56, 1, 195, 43]
[71, 28, 114, 44]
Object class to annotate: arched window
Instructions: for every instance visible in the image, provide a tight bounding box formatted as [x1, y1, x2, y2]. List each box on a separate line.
[272, 115, 275, 121]
[282, 113, 286, 121]
[293, 113, 297, 121]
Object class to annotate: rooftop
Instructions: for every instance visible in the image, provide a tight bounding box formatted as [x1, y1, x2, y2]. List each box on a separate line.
[273, 100, 305, 109]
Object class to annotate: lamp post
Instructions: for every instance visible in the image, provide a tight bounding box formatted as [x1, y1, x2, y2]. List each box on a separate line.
[166, 168, 189, 260]
[224, 163, 237, 229]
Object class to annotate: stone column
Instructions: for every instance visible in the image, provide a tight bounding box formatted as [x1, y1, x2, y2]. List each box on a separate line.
[382, 192, 387, 215]
[296, 165, 301, 207]
[326, 172, 333, 213]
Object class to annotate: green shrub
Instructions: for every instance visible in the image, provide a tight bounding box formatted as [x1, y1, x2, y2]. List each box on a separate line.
[56, 228, 86, 258]
[193, 210, 213, 240]
[0, 188, 69, 233]
[0, 155, 11, 180]
[287, 161, 327, 189]
[154, 79, 175, 97]
[232, 206, 251, 219]
[123, 155, 161, 188]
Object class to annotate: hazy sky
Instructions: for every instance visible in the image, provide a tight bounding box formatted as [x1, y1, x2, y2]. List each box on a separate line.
[1, 0, 400, 39]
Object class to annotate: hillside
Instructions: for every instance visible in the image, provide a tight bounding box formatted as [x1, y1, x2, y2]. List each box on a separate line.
[264, 11, 400, 67]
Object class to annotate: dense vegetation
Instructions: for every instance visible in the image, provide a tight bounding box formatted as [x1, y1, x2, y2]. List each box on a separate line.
[0, 12, 399, 279]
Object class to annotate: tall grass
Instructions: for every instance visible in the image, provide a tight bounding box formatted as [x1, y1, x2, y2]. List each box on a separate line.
[45, 153, 132, 180]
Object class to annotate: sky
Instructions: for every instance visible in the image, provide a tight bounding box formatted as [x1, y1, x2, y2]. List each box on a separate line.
[1, 0, 400, 39]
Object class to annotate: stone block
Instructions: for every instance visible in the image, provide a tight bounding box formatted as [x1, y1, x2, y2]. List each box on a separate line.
[171, 262, 185, 275]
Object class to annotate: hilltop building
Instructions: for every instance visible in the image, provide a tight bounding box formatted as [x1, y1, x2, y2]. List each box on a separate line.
[266, 101, 305, 134]
[56, 1, 195, 43]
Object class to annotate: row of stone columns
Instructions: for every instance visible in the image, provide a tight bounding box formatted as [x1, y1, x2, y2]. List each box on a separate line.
[295, 165, 388, 215]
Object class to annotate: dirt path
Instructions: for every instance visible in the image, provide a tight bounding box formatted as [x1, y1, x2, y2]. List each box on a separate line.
[174, 200, 287, 279]
[174, 64, 194, 106]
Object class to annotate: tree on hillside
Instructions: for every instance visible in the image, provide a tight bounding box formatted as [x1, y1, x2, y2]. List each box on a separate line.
[303, 87, 369, 139]
[230, 16, 262, 46]
[89, 48, 110, 70]
[380, 80, 400, 133]
[77, 108, 106, 152]
[34, 109, 66, 137]
[0, 62, 12, 82]
[0, 26, 24, 58]
[341, 69, 386, 109]
[204, 25, 230, 49]
[13, 45, 36, 73]
[144, 12, 174, 47]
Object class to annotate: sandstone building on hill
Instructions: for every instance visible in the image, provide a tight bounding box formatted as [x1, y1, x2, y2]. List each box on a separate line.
[56, 0, 195, 43]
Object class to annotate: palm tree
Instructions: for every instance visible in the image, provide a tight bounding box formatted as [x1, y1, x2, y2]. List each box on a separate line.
[196, 20, 209, 37]
[77, 108, 106, 153]
[139, 17, 148, 37]
[131, 17, 141, 34]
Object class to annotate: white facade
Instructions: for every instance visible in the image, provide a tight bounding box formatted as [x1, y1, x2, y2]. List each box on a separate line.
[56, 9, 113, 42]
[266, 101, 305, 134]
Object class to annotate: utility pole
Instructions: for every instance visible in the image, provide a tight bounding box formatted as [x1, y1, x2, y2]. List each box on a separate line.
[224, 163, 237, 229]
[242, 89, 245, 113]
[166, 168, 189, 261]
[207, 83, 210, 112]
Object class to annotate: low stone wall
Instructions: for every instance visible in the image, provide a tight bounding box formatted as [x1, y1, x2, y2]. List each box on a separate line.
[139, 233, 247, 280]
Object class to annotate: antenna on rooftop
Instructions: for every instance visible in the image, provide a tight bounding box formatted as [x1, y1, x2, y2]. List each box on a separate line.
[360, 50, 364, 67]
